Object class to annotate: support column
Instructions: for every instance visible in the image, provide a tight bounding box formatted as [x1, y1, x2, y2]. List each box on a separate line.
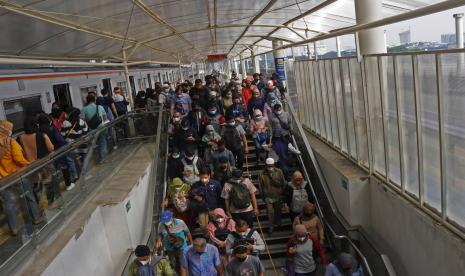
[251, 51, 260, 74]
[191, 61, 195, 81]
[454, 13, 464, 48]
[233, 58, 239, 74]
[178, 54, 184, 82]
[239, 54, 246, 78]
[354, 0, 386, 55]
[313, 42, 318, 60]
[336, 36, 341, 57]
[272, 39, 286, 81]
[122, 50, 134, 109]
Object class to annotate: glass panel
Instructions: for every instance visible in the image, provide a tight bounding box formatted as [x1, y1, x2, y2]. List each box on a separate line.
[308, 61, 320, 134]
[417, 54, 441, 211]
[380, 56, 401, 185]
[319, 61, 332, 142]
[304, 62, 314, 129]
[325, 60, 340, 148]
[441, 52, 465, 226]
[300, 61, 311, 127]
[397, 55, 419, 197]
[365, 57, 386, 175]
[342, 59, 357, 159]
[312, 61, 326, 138]
[294, 62, 304, 121]
[332, 59, 348, 153]
[349, 59, 368, 165]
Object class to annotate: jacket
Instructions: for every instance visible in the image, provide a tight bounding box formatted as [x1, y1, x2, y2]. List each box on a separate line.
[0, 139, 30, 179]
[258, 168, 286, 200]
[128, 256, 174, 276]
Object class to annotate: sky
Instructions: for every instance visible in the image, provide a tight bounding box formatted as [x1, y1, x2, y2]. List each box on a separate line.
[320, 6, 465, 52]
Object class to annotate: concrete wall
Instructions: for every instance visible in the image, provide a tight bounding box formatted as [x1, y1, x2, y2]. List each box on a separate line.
[41, 165, 152, 276]
[307, 133, 465, 276]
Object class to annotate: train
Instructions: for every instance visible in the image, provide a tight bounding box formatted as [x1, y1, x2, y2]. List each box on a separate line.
[0, 65, 189, 132]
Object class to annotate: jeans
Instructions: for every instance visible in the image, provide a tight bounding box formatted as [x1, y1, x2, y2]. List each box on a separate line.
[0, 178, 41, 231]
[67, 150, 88, 178]
[97, 132, 107, 162]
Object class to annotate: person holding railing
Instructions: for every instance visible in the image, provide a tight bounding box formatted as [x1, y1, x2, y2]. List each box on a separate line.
[0, 120, 44, 236]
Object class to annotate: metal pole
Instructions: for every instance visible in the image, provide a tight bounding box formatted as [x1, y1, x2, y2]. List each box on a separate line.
[178, 54, 184, 82]
[313, 42, 318, 60]
[122, 50, 134, 109]
[336, 36, 341, 57]
[454, 13, 464, 48]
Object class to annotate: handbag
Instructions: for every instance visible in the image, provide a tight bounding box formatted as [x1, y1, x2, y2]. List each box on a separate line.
[87, 106, 102, 129]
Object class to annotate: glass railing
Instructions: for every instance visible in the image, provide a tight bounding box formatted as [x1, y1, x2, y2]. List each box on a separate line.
[285, 100, 391, 276]
[120, 108, 170, 275]
[0, 107, 165, 275]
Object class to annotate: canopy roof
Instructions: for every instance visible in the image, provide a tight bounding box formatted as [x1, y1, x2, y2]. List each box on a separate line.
[0, 0, 448, 64]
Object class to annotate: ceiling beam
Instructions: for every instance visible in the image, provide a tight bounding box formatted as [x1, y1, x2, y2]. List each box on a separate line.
[227, 0, 278, 55]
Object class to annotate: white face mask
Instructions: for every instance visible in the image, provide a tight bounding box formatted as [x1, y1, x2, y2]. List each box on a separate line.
[172, 153, 180, 159]
[298, 236, 306, 242]
[165, 220, 173, 226]
[173, 117, 181, 122]
[140, 258, 151, 266]
[186, 156, 194, 161]
[276, 110, 283, 115]
[200, 177, 209, 184]
[182, 126, 189, 130]
[216, 218, 224, 223]
[254, 115, 262, 121]
[228, 121, 236, 126]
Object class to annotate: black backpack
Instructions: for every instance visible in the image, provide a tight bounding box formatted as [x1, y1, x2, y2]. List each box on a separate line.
[222, 125, 242, 152]
[213, 218, 231, 241]
[231, 229, 256, 245]
[230, 180, 251, 209]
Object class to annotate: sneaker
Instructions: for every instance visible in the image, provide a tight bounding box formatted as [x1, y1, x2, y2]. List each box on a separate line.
[66, 183, 76, 191]
[288, 143, 301, 155]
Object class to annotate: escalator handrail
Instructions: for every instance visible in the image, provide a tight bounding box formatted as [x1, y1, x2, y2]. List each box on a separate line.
[285, 101, 374, 276]
[0, 108, 161, 192]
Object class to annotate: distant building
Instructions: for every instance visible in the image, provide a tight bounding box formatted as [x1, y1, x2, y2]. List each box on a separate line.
[441, 33, 465, 47]
[399, 30, 411, 45]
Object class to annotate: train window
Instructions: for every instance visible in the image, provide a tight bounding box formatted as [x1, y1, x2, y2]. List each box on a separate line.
[53, 83, 72, 110]
[4, 95, 42, 132]
[80, 86, 97, 106]
[147, 74, 152, 88]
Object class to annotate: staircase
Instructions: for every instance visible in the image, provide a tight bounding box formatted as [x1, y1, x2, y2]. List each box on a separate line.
[244, 137, 292, 275]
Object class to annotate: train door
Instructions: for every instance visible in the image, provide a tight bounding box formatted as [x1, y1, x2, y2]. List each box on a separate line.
[53, 83, 73, 110]
[4, 95, 42, 132]
[147, 74, 152, 88]
[102, 78, 112, 95]
[129, 76, 136, 97]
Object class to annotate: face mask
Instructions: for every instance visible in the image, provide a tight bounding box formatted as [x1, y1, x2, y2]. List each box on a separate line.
[177, 94, 183, 98]
[172, 153, 180, 159]
[226, 93, 232, 98]
[298, 236, 306, 242]
[228, 121, 236, 126]
[254, 115, 262, 121]
[216, 218, 224, 223]
[140, 258, 151, 266]
[200, 177, 209, 184]
[275, 110, 283, 115]
[165, 221, 173, 226]
[208, 109, 217, 115]
[182, 126, 189, 130]
[237, 256, 247, 262]
[186, 156, 194, 161]
[173, 117, 181, 122]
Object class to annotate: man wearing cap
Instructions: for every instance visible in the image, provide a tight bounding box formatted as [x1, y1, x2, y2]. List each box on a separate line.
[180, 237, 223, 276]
[221, 169, 258, 227]
[225, 240, 264, 276]
[128, 245, 174, 276]
[156, 211, 193, 273]
[259, 157, 287, 234]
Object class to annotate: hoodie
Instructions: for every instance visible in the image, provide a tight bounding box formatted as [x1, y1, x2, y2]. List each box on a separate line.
[207, 208, 236, 246]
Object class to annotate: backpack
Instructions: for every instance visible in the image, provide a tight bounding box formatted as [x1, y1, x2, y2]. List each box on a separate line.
[86, 105, 102, 129]
[230, 180, 251, 209]
[231, 229, 256, 245]
[289, 183, 309, 213]
[222, 125, 242, 152]
[181, 157, 199, 184]
[115, 97, 129, 116]
[213, 218, 231, 242]
[134, 256, 163, 276]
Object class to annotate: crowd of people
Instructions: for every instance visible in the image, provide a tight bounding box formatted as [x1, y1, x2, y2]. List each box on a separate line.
[0, 86, 129, 236]
[0, 67, 364, 275]
[129, 71, 364, 276]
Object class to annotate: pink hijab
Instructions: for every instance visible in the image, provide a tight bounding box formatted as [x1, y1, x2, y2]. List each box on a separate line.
[207, 208, 236, 239]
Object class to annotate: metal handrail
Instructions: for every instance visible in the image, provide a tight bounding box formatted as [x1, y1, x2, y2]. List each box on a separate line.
[0, 109, 160, 192]
[285, 100, 374, 276]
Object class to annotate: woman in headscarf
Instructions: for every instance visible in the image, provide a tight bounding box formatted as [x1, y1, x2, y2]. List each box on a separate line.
[286, 224, 327, 276]
[202, 125, 222, 169]
[0, 120, 43, 235]
[249, 109, 271, 163]
[293, 202, 325, 246]
[207, 208, 236, 268]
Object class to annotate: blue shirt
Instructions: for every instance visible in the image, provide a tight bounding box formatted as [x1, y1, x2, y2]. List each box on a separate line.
[157, 219, 190, 253]
[181, 244, 221, 276]
[324, 263, 364, 276]
[191, 180, 223, 210]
